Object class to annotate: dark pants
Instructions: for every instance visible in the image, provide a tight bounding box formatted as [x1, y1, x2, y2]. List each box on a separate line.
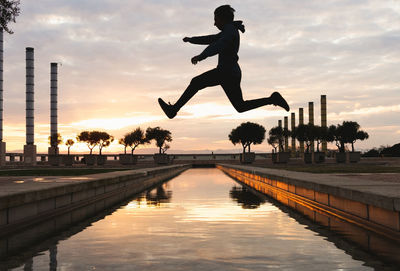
[175, 68, 272, 113]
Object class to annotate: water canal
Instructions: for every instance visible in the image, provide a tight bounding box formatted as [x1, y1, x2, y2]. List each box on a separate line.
[2, 168, 399, 270]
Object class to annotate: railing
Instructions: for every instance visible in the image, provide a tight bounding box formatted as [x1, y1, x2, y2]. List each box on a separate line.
[3, 152, 271, 164]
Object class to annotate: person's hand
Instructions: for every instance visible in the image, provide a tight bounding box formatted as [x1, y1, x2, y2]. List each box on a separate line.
[191, 55, 200, 65]
[183, 37, 190, 42]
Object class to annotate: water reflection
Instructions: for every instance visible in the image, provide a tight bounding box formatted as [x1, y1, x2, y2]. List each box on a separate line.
[144, 184, 173, 206]
[0, 182, 172, 270]
[2, 169, 399, 270]
[229, 186, 265, 209]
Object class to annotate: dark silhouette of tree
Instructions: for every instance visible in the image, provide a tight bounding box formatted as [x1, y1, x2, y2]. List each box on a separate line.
[314, 125, 333, 152]
[124, 127, 149, 155]
[362, 148, 380, 157]
[76, 131, 100, 155]
[65, 139, 74, 155]
[229, 122, 265, 154]
[145, 186, 172, 206]
[48, 133, 62, 148]
[146, 127, 172, 154]
[0, 0, 20, 34]
[229, 186, 265, 209]
[340, 121, 369, 152]
[118, 138, 128, 154]
[328, 125, 346, 152]
[293, 124, 316, 153]
[381, 143, 400, 157]
[267, 134, 279, 153]
[95, 131, 114, 155]
[268, 126, 290, 152]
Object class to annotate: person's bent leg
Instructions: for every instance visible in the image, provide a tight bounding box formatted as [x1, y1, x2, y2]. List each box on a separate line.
[222, 78, 289, 113]
[159, 69, 220, 119]
[174, 69, 220, 111]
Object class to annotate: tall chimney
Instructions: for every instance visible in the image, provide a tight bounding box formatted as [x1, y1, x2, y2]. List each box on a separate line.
[24, 47, 36, 165]
[0, 28, 5, 165]
[284, 116, 289, 152]
[299, 108, 304, 154]
[49, 63, 59, 155]
[321, 95, 327, 152]
[308, 102, 314, 152]
[291, 112, 296, 155]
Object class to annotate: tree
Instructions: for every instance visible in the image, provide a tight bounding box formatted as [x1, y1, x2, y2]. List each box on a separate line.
[229, 122, 266, 154]
[65, 139, 74, 155]
[362, 148, 380, 157]
[146, 127, 172, 154]
[380, 143, 400, 157]
[76, 131, 98, 155]
[267, 134, 279, 153]
[293, 124, 317, 153]
[96, 131, 114, 155]
[315, 125, 332, 152]
[268, 126, 289, 152]
[328, 125, 345, 152]
[0, 0, 20, 34]
[124, 127, 149, 155]
[118, 138, 128, 154]
[48, 133, 62, 148]
[339, 121, 369, 152]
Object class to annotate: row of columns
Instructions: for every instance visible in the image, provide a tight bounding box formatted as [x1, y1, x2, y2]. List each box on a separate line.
[281, 95, 327, 154]
[0, 28, 59, 166]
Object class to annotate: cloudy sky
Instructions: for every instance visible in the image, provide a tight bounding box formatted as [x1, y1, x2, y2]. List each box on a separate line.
[2, 0, 399, 154]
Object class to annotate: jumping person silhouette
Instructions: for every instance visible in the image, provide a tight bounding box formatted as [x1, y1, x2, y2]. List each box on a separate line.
[158, 5, 289, 119]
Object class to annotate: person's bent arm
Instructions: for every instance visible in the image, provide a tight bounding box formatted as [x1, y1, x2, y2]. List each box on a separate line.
[197, 26, 234, 61]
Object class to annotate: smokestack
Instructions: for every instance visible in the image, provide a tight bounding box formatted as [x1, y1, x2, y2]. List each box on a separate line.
[49, 63, 59, 155]
[291, 112, 296, 154]
[321, 95, 327, 152]
[24, 47, 36, 165]
[308, 102, 314, 152]
[26, 47, 34, 145]
[284, 116, 289, 152]
[299, 108, 304, 154]
[0, 28, 5, 165]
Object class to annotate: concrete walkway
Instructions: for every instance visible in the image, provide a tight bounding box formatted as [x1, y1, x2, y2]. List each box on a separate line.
[220, 164, 400, 212]
[0, 165, 190, 236]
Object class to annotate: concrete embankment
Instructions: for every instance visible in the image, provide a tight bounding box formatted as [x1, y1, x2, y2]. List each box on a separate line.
[0, 164, 190, 237]
[217, 164, 400, 242]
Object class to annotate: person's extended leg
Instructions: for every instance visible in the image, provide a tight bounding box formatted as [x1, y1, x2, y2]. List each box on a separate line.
[221, 74, 289, 112]
[158, 69, 220, 119]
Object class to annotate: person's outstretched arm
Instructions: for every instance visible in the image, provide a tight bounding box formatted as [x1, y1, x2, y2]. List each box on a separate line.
[183, 34, 220, 45]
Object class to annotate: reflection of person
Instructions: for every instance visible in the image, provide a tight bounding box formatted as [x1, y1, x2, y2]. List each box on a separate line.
[158, 5, 289, 119]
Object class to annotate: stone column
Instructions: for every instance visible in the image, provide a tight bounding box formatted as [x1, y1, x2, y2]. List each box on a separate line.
[299, 108, 304, 154]
[308, 102, 314, 152]
[321, 95, 327, 152]
[284, 116, 289, 152]
[48, 63, 59, 156]
[291, 112, 296, 155]
[0, 28, 5, 166]
[24, 47, 36, 165]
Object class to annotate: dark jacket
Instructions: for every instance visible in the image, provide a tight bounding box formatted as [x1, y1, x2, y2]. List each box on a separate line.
[188, 21, 245, 73]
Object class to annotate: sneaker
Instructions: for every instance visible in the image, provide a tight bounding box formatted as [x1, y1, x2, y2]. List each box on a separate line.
[270, 92, 290, 112]
[158, 98, 177, 119]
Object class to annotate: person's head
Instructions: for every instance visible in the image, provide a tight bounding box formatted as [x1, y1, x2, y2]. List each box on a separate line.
[214, 5, 235, 30]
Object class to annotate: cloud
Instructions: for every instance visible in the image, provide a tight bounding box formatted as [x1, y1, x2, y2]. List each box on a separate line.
[2, 0, 400, 152]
